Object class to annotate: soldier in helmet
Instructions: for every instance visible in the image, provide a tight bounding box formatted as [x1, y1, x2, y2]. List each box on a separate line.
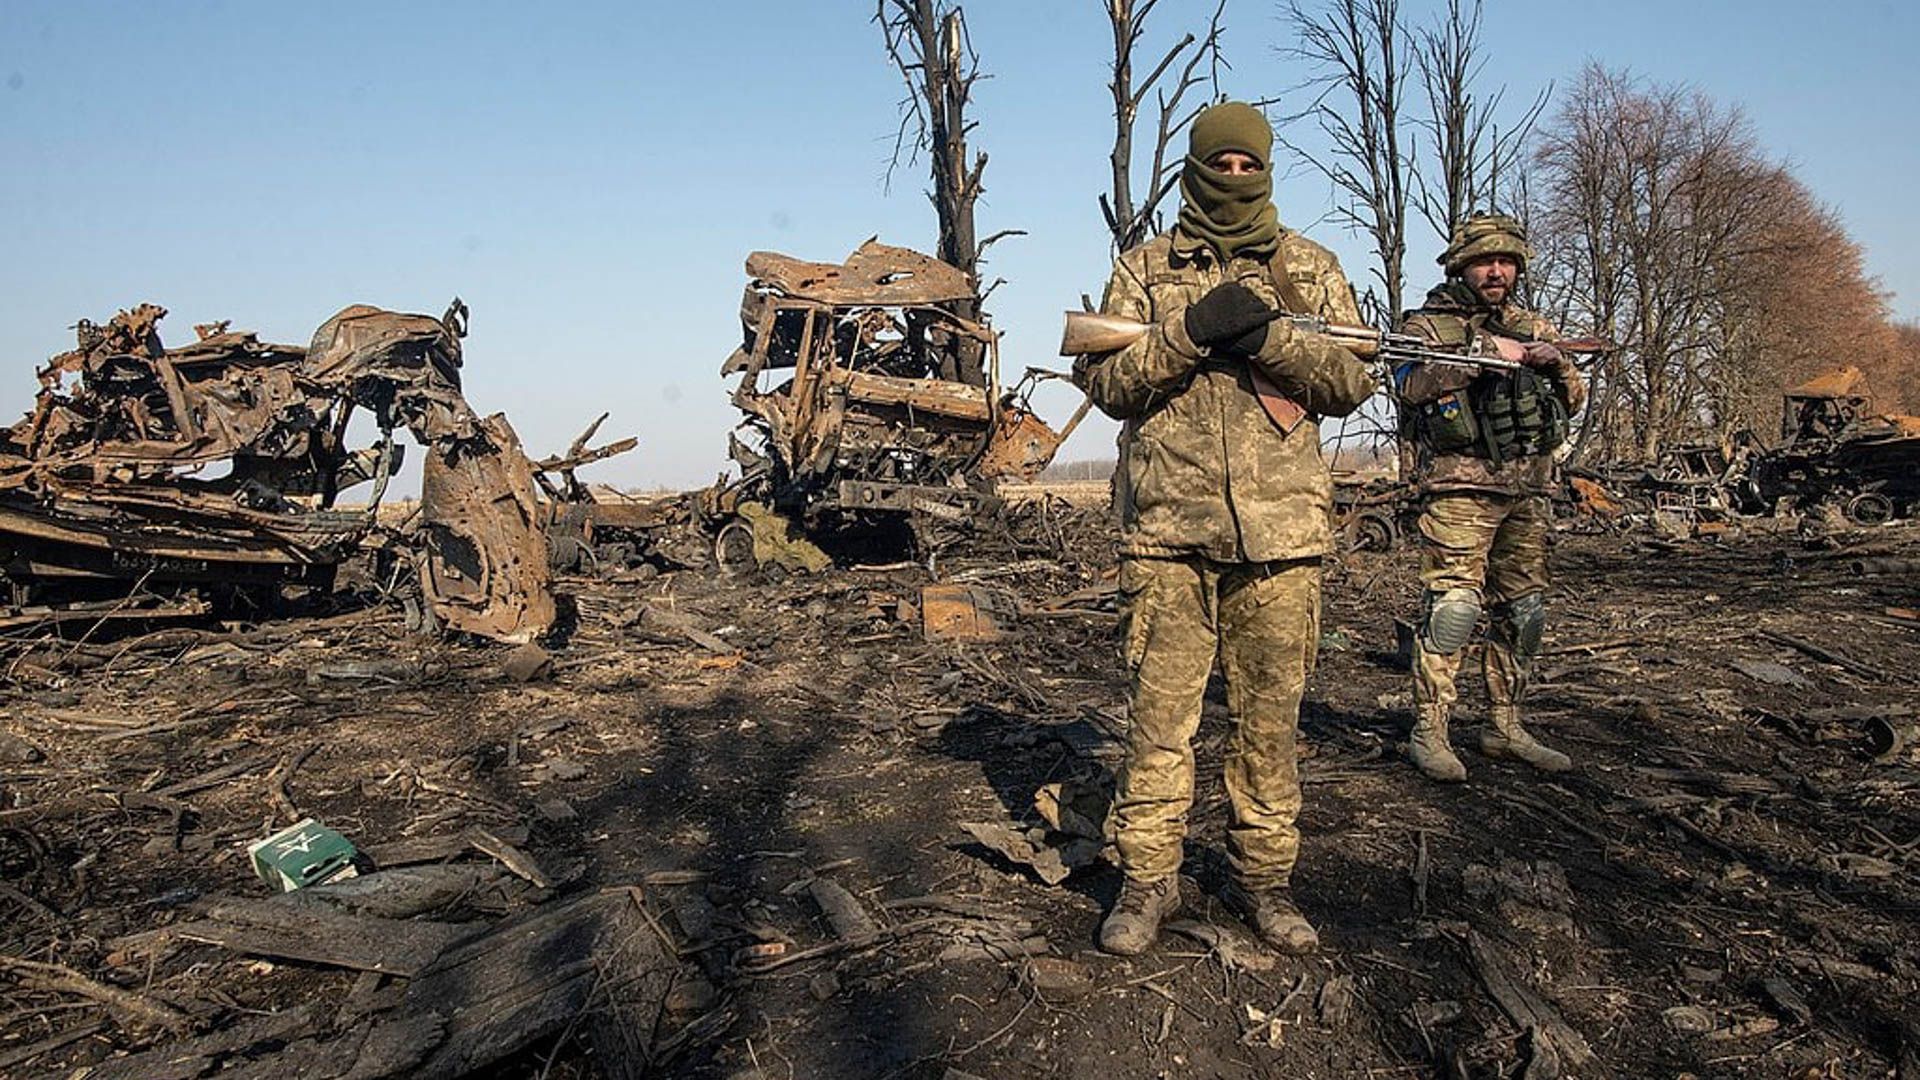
[1395, 213, 1587, 783]
[1072, 102, 1374, 955]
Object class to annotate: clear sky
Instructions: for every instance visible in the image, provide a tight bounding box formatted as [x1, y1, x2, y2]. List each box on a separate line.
[4, 0, 1915, 491]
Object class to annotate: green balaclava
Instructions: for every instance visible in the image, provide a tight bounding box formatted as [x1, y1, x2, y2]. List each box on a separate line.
[1174, 101, 1281, 263]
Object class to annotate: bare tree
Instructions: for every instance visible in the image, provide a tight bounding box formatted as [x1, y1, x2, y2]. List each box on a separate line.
[1408, 0, 1546, 237]
[1277, 0, 1412, 321]
[1101, 0, 1226, 253]
[879, 0, 1019, 285]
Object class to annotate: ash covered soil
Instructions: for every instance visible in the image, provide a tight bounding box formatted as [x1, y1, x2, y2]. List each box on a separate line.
[3, 498, 1918, 1079]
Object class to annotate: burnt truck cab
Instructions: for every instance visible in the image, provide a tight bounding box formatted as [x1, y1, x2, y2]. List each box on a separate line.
[714, 240, 1073, 540]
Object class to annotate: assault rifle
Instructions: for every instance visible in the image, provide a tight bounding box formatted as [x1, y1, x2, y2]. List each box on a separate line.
[1059, 310, 1613, 372]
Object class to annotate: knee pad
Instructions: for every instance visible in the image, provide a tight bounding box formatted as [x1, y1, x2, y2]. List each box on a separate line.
[1421, 588, 1482, 654]
[1490, 592, 1546, 656]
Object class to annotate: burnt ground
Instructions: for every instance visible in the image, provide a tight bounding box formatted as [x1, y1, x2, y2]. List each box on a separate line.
[3, 498, 1918, 1079]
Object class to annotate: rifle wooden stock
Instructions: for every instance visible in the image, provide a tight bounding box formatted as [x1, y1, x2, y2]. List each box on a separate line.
[1059, 312, 1151, 356]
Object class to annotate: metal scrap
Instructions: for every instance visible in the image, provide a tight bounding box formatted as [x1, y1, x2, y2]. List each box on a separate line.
[920, 583, 1019, 642]
[1, 300, 556, 642]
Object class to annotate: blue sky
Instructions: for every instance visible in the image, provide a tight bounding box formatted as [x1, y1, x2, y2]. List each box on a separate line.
[4, 0, 1915, 490]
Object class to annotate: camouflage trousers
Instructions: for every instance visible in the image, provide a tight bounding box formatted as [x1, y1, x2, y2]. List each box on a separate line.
[1112, 554, 1322, 891]
[1412, 491, 1551, 717]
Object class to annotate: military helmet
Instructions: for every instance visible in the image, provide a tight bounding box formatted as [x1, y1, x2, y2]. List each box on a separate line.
[1440, 212, 1533, 276]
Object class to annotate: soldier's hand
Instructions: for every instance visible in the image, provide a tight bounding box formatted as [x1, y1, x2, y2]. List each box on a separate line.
[1482, 334, 1528, 364]
[1519, 341, 1564, 369]
[1184, 282, 1280, 355]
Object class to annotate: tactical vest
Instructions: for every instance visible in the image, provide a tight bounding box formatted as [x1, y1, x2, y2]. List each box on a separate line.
[1415, 368, 1568, 465]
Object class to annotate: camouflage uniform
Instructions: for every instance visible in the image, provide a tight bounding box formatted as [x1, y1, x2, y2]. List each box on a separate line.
[1075, 229, 1372, 890]
[1397, 217, 1588, 780]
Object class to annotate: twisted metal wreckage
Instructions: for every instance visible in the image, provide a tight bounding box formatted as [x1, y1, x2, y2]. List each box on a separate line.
[704, 240, 1088, 569]
[0, 301, 555, 642]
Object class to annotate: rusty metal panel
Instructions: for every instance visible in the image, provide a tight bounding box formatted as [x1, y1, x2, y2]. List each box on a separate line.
[833, 369, 993, 422]
[920, 583, 1019, 642]
[419, 414, 556, 644]
[976, 407, 1068, 481]
[745, 240, 975, 306]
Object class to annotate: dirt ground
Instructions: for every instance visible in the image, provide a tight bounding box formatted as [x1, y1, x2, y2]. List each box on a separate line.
[3, 495, 1918, 1079]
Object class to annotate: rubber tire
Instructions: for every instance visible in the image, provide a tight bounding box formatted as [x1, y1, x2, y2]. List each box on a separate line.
[713, 520, 757, 575]
[1844, 492, 1894, 526]
[1349, 512, 1396, 553]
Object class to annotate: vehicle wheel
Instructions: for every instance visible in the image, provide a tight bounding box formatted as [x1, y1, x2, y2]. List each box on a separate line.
[713, 519, 757, 575]
[1844, 492, 1894, 525]
[1349, 512, 1396, 553]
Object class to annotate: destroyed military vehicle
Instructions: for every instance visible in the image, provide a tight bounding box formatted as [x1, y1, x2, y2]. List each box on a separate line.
[708, 240, 1085, 568]
[0, 301, 554, 641]
[1746, 366, 1920, 524]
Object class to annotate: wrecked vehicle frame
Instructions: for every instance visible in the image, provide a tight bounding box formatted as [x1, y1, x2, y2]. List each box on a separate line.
[0, 301, 555, 642]
[709, 240, 1085, 565]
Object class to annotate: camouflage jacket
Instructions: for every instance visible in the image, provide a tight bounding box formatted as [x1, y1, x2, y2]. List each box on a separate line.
[1397, 285, 1588, 497]
[1073, 230, 1374, 563]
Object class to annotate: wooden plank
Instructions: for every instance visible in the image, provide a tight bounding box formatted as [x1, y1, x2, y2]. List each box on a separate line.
[1467, 930, 1594, 1069]
[81, 1005, 322, 1080]
[172, 898, 472, 976]
[381, 887, 678, 1080]
[275, 865, 506, 920]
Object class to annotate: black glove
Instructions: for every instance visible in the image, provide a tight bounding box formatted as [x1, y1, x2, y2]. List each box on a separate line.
[1183, 282, 1279, 356]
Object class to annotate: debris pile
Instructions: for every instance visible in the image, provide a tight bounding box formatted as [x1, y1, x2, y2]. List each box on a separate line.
[5, 488, 1914, 1076]
[0, 302, 555, 641]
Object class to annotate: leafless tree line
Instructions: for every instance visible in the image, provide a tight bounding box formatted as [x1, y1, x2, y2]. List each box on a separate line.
[1273, 1, 1913, 464]
[1530, 64, 1915, 462]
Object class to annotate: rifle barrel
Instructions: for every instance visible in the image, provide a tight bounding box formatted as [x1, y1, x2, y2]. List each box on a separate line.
[1378, 345, 1521, 372]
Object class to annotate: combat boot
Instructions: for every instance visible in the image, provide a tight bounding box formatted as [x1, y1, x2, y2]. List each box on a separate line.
[1222, 881, 1319, 955]
[1098, 876, 1181, 956]
[1409, 706, 1467, 783]
[1480, 705, 1572, 772]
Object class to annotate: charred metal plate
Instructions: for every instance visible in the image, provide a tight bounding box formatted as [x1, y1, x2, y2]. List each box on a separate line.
[920, 583, 1019, 643]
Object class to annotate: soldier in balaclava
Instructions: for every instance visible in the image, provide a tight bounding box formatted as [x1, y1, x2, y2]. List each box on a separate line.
[1072, 102, 1373, 956]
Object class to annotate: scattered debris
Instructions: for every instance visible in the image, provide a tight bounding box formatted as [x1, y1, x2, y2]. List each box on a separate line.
[1731, 657, 1811, 688]
[498, 642, 554, 683]
[921, 583, 1019, 642]
[1662, 1004, 1717, 1036]
[1033, 778, 1110, 842]
[958, 820, 1100, 886]
[809, 877, 880, 940]
[1317, 974, 1357, 1027]
[1466, 930, 1595, 1069]
[0, 731, 44, 763]
[1, 485, 1916, 1078]
[1023, 955, 1094, 1002]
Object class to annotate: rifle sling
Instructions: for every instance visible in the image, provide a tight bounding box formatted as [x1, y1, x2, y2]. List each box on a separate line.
[1246, 248, 1314, 435]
